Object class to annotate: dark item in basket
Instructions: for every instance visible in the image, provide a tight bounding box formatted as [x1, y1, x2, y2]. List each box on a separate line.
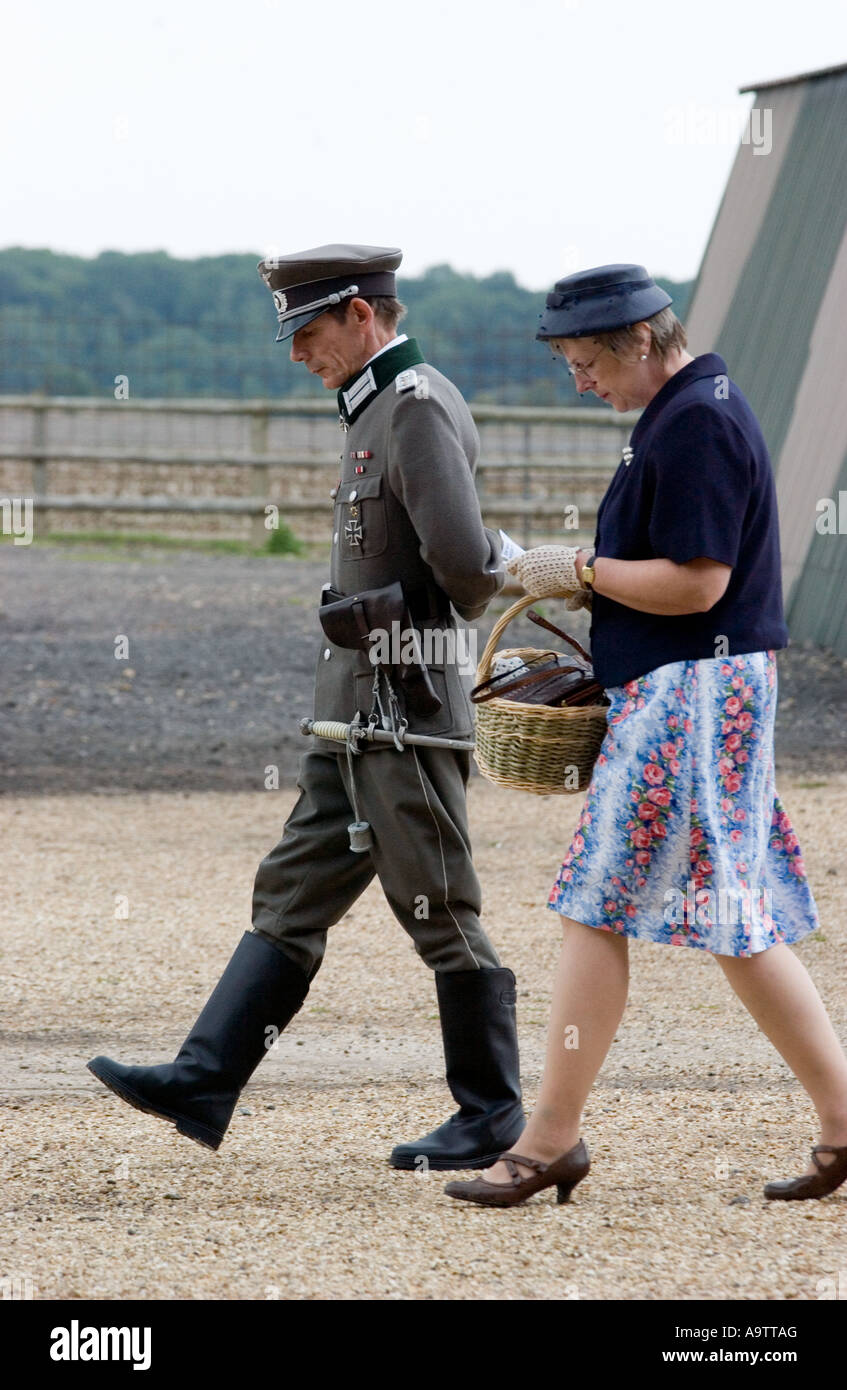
[470, 609, 605, 709]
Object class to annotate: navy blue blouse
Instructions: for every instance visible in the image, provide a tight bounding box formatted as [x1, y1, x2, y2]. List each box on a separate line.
[589, 353, 789, 689]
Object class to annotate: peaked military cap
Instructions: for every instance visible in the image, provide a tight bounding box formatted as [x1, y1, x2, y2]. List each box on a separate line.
[536, 263, 672, 340]
[257, 243, 403, 342]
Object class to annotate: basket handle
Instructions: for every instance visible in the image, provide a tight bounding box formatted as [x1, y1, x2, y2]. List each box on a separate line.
[526, 608, 592, 663]
[476, 594, 555, 682]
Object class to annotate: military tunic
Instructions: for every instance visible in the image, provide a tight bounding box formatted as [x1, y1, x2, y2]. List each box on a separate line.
[251, 337, 505, 979]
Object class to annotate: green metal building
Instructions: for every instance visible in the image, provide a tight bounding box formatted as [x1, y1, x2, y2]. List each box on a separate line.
[685, 62, 847, 657]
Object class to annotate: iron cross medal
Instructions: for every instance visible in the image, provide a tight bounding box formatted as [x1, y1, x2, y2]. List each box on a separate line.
[345, 504, 363, 547]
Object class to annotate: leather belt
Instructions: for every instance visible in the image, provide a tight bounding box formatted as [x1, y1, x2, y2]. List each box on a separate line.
[324, 580, 449, 622]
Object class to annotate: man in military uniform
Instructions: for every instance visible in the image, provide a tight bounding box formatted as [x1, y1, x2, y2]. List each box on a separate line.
[88, 245, 524, 1171]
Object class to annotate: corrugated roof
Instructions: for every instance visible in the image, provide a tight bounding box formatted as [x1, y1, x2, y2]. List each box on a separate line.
[686, 64, 847, 658]
[772, 223, 847, 608]
[683, 85, 804, 354]
[740, 61, 847, 94]
[786, 444, 847, 653]
[714, 71, 847, 473]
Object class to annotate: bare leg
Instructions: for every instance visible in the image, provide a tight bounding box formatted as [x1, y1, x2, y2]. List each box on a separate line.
[715, 943, 847, 1174]
[485, 917, 629, 1184]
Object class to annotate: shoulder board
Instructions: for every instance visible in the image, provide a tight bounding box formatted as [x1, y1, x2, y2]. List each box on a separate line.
[395, 368, 419, 393]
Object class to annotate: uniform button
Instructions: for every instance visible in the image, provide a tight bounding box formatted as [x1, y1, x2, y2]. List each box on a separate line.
[323, 648, 331, 660]
[349, 489, 357, 501]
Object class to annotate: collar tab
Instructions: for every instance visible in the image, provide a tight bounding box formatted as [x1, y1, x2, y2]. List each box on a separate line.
[337, 338, 425, 425]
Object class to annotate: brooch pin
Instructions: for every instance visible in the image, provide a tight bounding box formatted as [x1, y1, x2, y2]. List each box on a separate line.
[622, 446, 634, 467]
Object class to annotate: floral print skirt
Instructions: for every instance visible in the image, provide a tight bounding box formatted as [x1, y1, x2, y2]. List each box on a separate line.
[547, 651, 819, 956]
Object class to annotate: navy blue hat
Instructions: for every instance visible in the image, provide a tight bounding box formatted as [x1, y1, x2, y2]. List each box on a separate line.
[536, 263, 672, 340]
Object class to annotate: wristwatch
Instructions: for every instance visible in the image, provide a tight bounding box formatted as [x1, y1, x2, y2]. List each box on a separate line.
[580, 551, 596, 591]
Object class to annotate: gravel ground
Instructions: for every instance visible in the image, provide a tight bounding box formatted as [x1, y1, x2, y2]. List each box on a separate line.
[3, 543, 847, 1302]
[2, 776, 847, 1301]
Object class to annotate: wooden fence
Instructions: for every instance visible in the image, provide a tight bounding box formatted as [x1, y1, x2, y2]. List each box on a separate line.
[0, 395, 639, 548]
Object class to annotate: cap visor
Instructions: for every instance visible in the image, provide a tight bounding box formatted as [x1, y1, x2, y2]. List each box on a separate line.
[274, 307, 326, 342]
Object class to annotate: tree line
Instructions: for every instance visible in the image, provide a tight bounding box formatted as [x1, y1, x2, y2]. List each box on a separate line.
[0, 248, 691, 405]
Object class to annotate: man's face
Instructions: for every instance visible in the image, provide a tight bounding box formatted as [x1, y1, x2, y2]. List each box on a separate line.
[289, 308, 369, 389]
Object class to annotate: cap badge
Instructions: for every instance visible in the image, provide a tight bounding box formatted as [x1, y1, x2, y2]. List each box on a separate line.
[272, 290, 288, 318]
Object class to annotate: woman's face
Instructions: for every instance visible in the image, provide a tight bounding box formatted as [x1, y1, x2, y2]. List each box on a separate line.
[552, 335, 651, 412]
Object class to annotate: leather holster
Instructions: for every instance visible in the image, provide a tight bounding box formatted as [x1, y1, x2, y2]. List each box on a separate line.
[319, 582, 443, 718]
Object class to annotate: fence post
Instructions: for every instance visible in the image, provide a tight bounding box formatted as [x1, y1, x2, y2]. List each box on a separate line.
[31, 394, 48, 539]
[522, 420, 532, 549]
[249, 407, 270, 548]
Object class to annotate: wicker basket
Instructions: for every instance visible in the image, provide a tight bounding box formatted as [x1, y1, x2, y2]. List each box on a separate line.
[473, 594, 610, 795]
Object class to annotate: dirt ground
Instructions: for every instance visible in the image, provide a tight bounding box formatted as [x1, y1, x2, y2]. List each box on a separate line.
[3, 543, 847, 794]
[3, 544, 847, 1302]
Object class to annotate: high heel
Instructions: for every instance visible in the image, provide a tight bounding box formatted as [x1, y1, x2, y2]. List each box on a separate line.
[764, 1143, 847, 1201]
[444, 1139, 590, 1208]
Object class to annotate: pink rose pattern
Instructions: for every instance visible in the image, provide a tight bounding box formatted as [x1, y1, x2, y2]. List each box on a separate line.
[548, 652, 819, 956]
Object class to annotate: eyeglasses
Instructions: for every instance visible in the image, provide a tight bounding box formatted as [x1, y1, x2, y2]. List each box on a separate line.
[552, 343, 609, 379]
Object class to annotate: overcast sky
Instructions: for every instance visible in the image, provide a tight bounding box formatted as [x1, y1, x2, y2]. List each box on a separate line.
[3, 0, 845, 289]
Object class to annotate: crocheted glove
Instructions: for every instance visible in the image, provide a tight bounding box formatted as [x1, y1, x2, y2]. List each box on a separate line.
[504, 545, 584, 598]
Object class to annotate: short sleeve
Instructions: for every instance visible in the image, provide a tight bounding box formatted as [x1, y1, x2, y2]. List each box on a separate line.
[647, 403, 752, 567]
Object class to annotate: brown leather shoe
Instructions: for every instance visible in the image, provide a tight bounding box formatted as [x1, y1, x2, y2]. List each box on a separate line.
[764, 1143, 847, 1201]
[444, 1139, 590, 1208]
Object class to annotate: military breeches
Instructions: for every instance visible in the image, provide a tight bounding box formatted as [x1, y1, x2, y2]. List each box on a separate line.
[251, 746, 500, 979]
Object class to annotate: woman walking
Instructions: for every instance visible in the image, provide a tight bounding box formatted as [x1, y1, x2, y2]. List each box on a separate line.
[446, 263, 847, 1208]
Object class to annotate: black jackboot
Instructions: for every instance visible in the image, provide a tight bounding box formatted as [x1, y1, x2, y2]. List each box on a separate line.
[389, 967, 525, 1171]
[87, 931, 309, 1151]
